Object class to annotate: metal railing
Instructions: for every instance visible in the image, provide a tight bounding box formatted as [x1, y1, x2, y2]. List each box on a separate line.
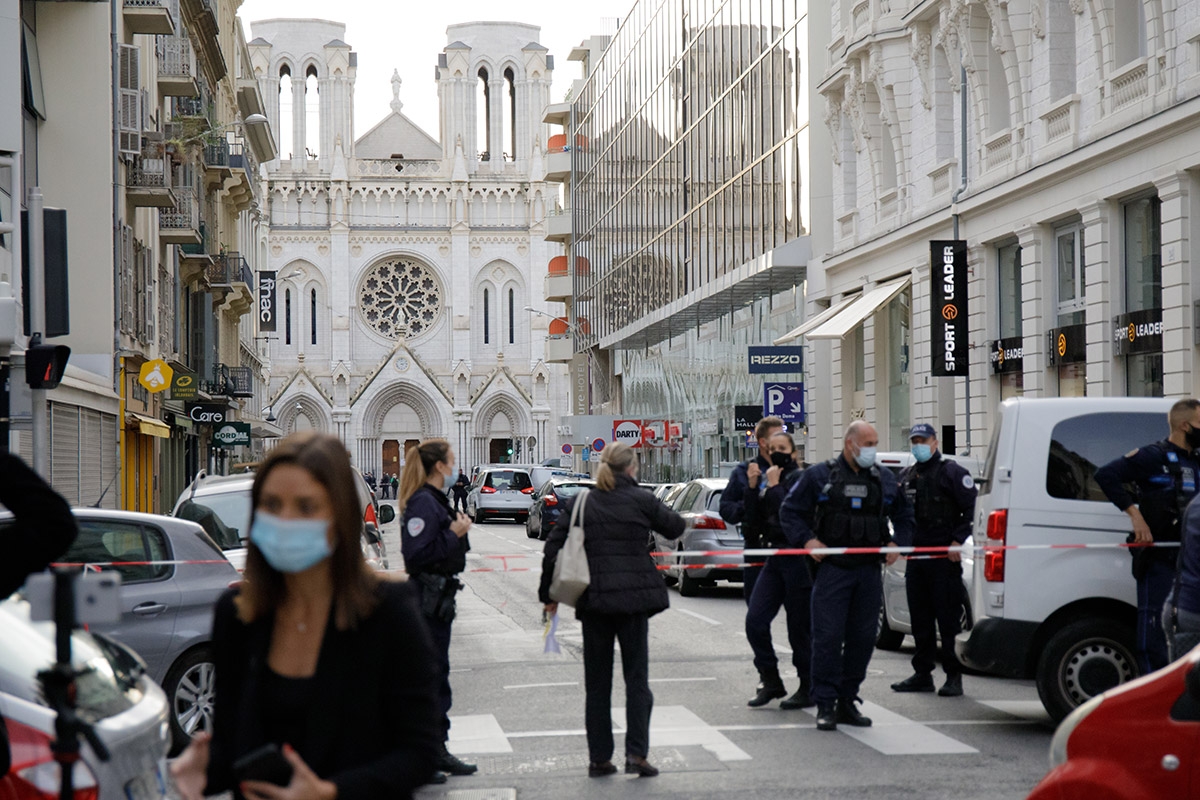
[171, 95, 208, 120]
[157, 33, 194, 79]
[160, 185, 199, 231]
[128, 150, 171, 189]
[203, 139, 229, 170]
[201, 364, 254, 397]
[205, 252, 250, 286]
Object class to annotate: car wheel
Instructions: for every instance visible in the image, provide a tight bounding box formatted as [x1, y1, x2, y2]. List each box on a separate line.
[164, 646, 216, 755]
[678, 570, 702, 597]
[876, 605, 905, 651]
[1036, 618, 1138, 723]
[474, 508, 487, 524]
[526, 516, 539, 538]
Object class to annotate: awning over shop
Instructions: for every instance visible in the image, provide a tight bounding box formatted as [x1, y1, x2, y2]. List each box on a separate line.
[804, 276, 911, 340]
[250, 420, 285, 439]
[128, 413, 171, 439]
[774, 295, 859, 345]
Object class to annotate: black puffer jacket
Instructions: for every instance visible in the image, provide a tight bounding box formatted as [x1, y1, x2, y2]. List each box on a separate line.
[539, 473, 686, 616]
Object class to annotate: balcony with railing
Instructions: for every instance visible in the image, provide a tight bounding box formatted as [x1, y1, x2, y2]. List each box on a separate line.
[159, 184, 201, 246]
[157, 33, 199, 97]
[203, 138, 231, 181]
[545, 206, 572, 243]
[201, 364, 254, 398]
[126, 149, 175, 208]
[207, 252, 254, 316]
[124, 0, 175, 35]
[225, 135, 259, 211]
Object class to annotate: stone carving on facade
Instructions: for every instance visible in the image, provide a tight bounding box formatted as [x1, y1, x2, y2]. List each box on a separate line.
[358, 257, 444, 339]
[823, 94, 844, 164]
[911, 25, 934, 110]
[1068, 0, 1084, 13]
[1030, 0, 1045, 38]
[936, 0, 972, 85]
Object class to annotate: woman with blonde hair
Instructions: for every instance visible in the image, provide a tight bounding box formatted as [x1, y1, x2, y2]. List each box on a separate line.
[398, 439, 476, 779]
[539, 442, 686, 778]
[170, 431, 440, 800]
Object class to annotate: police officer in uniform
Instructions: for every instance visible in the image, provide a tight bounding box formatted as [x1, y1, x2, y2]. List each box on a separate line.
[891, 423, 976, 697]
[399, 439, 477, 779]
[721, 416, 785, 601]
[780, 420, 914, 731]
[1095, 398, 1200, 674]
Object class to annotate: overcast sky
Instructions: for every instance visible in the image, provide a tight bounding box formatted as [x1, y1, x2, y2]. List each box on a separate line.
[238, 0, 628, 143]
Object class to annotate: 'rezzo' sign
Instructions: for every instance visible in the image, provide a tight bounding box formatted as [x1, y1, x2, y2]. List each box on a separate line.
[258, 271, 277, 332]
[930, 240, 968, 377]
[747, 346, 804, 374]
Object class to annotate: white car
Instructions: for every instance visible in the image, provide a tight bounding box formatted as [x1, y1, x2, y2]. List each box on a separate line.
[956, 396, 1173, 722]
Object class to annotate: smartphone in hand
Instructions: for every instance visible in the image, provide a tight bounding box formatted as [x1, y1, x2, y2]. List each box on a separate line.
[232, 744, 293, 787]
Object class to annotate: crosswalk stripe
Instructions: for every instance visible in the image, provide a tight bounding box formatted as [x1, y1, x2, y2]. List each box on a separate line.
[803, 701, 978, 755]
[447, 714, 513, 754]
[614, 705, 752, 761]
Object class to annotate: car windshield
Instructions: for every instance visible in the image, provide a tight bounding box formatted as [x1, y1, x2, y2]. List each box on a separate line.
[176, 491, 251, 550]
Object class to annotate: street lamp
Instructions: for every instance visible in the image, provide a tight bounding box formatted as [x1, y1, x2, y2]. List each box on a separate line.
[262, 405, 277, 422]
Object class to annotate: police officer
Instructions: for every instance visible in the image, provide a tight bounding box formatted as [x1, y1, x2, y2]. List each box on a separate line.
[399, 439, 477, 778]
[891, 423, 976, 697]
[721, 416, 784, 601]
[780, 420, 914, 731]
[1095, 398, 1200, 674]
[743, 430, 813, 709]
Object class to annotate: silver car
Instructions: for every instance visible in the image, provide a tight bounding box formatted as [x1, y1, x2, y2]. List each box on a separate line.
[878, 535, 975, 650]
[651, 478, 744, 597]
[0, 596, 171, 798]
[7, 508, 242, 753]
[467, 468, 536, 523]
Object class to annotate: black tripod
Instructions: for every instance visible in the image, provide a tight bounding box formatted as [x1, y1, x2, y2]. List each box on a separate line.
[36, 568, 110, 799]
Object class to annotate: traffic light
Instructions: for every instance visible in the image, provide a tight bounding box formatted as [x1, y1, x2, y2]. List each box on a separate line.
[25, 344, 71, 389]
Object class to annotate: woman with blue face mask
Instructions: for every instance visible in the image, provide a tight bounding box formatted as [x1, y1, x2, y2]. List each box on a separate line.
[170, 432, 442, 800]
[397, 440, 475, 780]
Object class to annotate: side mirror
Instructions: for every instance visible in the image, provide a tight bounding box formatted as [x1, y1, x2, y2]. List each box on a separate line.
[377, 504, 396, 524]
[363, 524, 381, 545]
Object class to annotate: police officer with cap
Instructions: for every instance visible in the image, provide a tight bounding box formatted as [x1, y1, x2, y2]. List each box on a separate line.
[780, 419, 914, 731]
[891, 423, 976, 697]
[1095, 398, 1200, 674]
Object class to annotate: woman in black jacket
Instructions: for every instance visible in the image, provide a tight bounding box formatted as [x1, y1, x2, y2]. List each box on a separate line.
[170, 432, 440, 800]
[539, 442, 685, 778]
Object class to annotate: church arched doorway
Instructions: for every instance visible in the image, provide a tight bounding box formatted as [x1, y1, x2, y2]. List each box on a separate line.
[488, 410, 514, 463]
[380, 402, 422, 481]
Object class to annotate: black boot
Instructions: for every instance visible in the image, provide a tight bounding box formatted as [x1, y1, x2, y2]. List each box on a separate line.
[891, 673, 936, 693]
[779, 679, 813, 710]
[436, 744, 478, 776]
[815, 702, 838, 731]
[837, 697, 873, 727]
[747, 667, 787, 707]
[938, 673, 963, 697]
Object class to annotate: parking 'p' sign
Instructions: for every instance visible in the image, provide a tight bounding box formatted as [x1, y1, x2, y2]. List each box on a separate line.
[763, 382, 805, 424]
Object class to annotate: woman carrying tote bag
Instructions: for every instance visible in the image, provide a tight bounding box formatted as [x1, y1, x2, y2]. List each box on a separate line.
[538, 442, 686, 779]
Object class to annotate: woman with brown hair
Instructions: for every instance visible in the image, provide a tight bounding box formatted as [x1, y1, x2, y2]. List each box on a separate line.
[539, 442, 686, 778]
[170, 432, 441, 800]
[398, 439, 476, 778]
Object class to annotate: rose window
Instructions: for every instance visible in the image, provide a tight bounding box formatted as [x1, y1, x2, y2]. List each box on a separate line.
[358, 258, 444, 339]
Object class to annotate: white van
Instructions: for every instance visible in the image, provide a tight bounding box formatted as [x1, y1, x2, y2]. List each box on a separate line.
[956, 396, 1174, 721]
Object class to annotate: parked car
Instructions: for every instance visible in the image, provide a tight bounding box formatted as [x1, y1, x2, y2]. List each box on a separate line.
[0, 595, 171, 799]
[1, 508, 240, 753]
[956, 396, 1174, 722]
[651, 478, 744, 596]
[467, 467, 536, 523]
[874, 450, 985, 478]
[172, 468, 394, 572]
[877, 535, 975, 650]
[526, 478, 595, 540]
[1027, 645, 1200, 800]
[657, 483, 685, 505]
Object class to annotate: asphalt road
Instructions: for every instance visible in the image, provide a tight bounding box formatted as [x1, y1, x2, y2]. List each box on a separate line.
[378, 508, 1054, 800]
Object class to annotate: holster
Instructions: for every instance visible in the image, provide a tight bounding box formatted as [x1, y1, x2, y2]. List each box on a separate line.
[415, 573, 462, 623]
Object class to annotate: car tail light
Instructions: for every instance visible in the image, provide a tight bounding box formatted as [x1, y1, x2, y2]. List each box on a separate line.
[520, 487, 535, 494]
[3, 718, 99, 800]
[364, 503, 378, 528]
[691, 514, 727, 530]
[984, 510, 1007, 582]
[545, 495, 559, 507]
[481, 486, 497, 494]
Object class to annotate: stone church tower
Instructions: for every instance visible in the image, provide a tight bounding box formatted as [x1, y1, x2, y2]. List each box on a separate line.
[249, 19, 565, 473]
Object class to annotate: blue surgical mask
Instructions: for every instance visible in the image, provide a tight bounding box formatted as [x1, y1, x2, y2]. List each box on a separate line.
[911, 444, 933, 463]
[855, 446, 877, 469]
[250, 512, 332, 573]
[443, 468, 456, 492]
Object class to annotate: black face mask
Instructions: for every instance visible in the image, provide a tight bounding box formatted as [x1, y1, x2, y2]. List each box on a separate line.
[770, 451, 794, 469]
[1187, 425, 1200, 450]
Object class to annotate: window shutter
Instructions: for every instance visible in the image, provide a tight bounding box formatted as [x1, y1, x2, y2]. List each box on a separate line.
[100, 412, 119, 509]
[80, 408, 104, 507]
[51, 402, 81, 506]
[119, 45, 142, 158]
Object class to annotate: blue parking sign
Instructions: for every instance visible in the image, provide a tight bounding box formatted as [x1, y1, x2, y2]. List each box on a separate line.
[763, 382, 805, 424]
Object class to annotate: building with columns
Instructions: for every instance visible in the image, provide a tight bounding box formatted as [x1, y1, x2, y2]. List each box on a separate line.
[248, 19, 568, 474]
[797, 0, 1200, 458]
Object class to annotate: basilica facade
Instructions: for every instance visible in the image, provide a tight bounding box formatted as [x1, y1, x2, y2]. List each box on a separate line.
[248, 18, 567, 475]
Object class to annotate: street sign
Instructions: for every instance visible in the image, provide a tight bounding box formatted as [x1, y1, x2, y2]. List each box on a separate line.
[138, 359, 173, 393]
[748, 345, 804, 374]
[186, 402, 229, 425]
[170, 369, 198, 401]
[591, 438, 606, 452]
[561, 443, 573, 455]
[582, 448, 591, 462]
[763, 382, 805, 424]
[931, 240, 968, 376]
[258, 271, 277, 332]
[734, 404, 763, 430]
[613, 419, 642, 448]
[211, 422, 251, 447]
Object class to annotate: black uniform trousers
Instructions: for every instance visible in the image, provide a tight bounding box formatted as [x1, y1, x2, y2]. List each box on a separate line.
[580, 611, 653, 762]
[416, 585, 455, 742]
[745, 556, 812, 680]
[906, 558, 963, 677]
[452, 491, 468, 513]
[1138, 557, 1174, 673]
[810, 561, 882, 704]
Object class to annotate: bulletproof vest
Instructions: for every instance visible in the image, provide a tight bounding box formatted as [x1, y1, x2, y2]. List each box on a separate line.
[815, 460, 887, 548]
[901, 460, 957, 532]
[1139, 444, 1196, 544]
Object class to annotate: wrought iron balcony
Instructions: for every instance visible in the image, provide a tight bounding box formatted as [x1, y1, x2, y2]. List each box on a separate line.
[126, 150, 175, 208]
[201, 364, 254, 398]
[159, 185, 201, 245]
[205, 252, 250, 287]
[157, 33, 199, 97]
[124, 0, 175, 36]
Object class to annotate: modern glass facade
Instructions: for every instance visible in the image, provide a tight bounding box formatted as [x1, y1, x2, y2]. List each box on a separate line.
[570, 0, 810, 348]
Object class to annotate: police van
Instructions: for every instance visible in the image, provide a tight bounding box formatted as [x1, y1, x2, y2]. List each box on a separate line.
[956, 396, 1174, 721]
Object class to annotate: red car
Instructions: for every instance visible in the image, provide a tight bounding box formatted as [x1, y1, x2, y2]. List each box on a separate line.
[1028, 647, 1200, 799]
